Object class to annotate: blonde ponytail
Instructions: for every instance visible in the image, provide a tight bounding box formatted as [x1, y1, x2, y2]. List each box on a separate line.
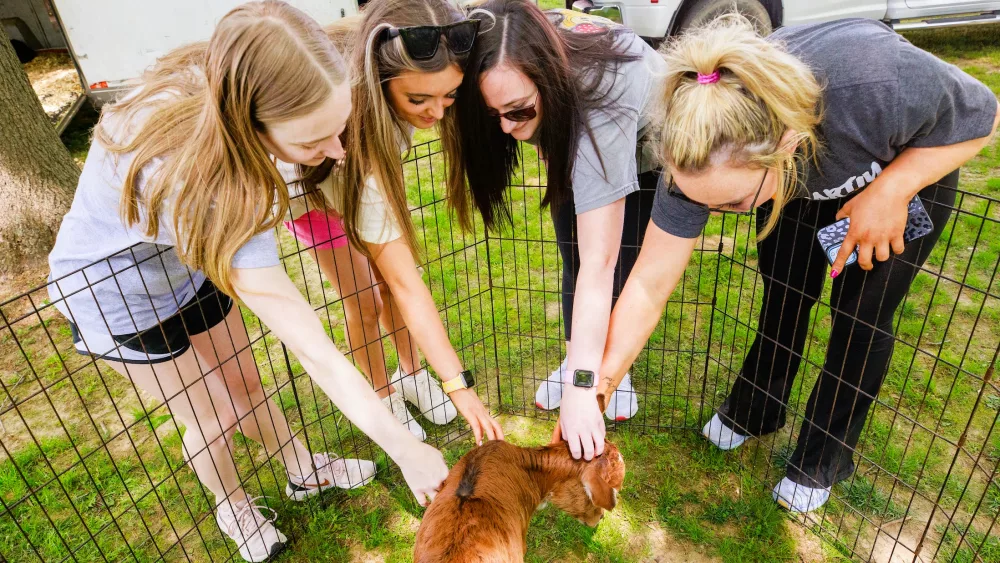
[658, 13, 822, 237]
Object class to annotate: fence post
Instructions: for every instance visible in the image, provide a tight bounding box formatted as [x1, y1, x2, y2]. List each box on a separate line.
[482, 225, 503, 415]
[698, 239, 725, 427]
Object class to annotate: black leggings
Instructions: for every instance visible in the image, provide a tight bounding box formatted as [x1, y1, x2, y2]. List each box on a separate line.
[551, 170, 659, 341]
[719, 170, 959, 488]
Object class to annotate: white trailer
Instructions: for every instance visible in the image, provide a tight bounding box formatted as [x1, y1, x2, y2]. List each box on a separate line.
[50, 0, 358, 105]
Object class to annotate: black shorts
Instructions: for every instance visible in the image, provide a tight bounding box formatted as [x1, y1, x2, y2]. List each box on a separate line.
[70, 279, 233, 364]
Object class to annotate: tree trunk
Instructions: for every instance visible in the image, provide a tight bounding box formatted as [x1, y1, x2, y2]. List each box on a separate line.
[0, 24, 78, 278]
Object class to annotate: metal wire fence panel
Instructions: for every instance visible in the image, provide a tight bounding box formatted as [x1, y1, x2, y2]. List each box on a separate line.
[1, 137, 998, 562]
[0, 139, 488, 562]
[486, 146, 720, 433]
[491, 146, 999, 561]
[706, 185, 1000, 563]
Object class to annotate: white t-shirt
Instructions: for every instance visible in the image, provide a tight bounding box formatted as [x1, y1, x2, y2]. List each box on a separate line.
[279, 161, 403, 245]
[278, 124, 413, 245]
[48, 100, 278, 337]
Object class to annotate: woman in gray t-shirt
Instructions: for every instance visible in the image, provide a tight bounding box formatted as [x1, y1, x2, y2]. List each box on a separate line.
[594, 17, 998, 514]
[45, 4, 448, 559]
[449, 1, 668, 461]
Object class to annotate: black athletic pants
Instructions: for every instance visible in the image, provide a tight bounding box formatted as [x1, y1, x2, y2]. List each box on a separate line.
[551, 170, 659, 341]
[719, 170, 959, 488]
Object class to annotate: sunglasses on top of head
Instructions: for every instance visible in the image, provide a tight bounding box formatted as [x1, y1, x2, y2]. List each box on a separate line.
[487, 92, 539, 123]
[382, 20, 481, 61]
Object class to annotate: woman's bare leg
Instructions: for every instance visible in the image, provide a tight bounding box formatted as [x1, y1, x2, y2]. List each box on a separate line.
[189, 307, 315, 478]
[105, 352, 245, 505]
[371, 269, 422, 376]
[313, 244, 394, 398]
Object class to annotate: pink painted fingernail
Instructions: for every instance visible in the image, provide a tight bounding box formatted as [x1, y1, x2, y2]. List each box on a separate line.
[831, 270, 839, 279]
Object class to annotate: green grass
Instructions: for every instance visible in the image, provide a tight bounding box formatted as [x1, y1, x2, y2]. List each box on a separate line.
[61, 102, 99, 166]
[1, 21, 998, 563]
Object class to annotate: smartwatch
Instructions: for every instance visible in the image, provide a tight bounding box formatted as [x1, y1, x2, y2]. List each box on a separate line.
[442, 370, 475, 394]
[572, 369, 595, 388]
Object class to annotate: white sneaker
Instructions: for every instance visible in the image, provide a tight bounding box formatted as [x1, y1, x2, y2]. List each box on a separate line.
[702, 413, 748, 451]
[393, 368, 458, 425]
[772, 477, 831, 513]
[216, 497, 286, 562]
[535, 357, 568, 410]
[604, 373, 639, 421]
[285, 452, 377, 501]
[382, 389, 426, 441]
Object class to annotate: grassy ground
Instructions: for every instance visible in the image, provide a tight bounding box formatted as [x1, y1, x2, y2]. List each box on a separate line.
[1, 21, 998, 563]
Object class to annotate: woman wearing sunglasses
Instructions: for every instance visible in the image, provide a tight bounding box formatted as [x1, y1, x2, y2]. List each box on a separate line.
[588, 16, 999, 513]
[46, 2, 450, 560]
[449, 1, 668, 461]
[283, 0, 503, 445]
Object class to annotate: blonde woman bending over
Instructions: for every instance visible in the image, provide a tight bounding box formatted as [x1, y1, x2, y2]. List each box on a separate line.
[587, 16, 998, 513]
[47, 3, 448, 561]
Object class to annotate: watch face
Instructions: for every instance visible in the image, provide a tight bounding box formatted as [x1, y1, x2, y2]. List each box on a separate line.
[573, 370, 595, 388]
[462, 370, 475, 388]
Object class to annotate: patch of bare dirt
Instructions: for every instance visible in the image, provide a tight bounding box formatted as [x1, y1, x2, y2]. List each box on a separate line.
[349, 545, 388, 562]
[0, 263, 49, 305]
[868, 518, 933, 563]
[702, 235, 735, 252]
[639, 521, 719, 562]
[788, 523, 828, 562]
[546, 299, 561, 323]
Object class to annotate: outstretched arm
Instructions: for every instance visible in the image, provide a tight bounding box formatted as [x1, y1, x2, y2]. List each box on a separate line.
[233, 265, 448, 505]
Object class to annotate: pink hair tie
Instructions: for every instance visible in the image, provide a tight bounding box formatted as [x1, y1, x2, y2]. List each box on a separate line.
[697, 70, 721, 85]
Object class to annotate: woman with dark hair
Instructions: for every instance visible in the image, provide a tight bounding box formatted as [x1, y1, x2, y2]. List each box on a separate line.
[449, 2, 668, 460]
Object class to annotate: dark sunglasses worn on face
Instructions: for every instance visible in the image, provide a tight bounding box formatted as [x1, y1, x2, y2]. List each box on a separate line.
[666, 168, 769, 216]
[382, 20, 480, 60]
[487, 92, 539, 123]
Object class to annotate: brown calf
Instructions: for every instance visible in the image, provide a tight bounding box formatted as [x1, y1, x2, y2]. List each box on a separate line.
[413, 440, 625, 563]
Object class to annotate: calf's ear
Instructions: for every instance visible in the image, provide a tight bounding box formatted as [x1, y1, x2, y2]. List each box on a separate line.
[582, 463, 617, 511]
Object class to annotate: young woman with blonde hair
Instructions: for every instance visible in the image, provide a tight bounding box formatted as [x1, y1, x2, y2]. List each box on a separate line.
[588, 16, 998, 512]
[46, 2, 449, 560]
[281, 0, 503, 445]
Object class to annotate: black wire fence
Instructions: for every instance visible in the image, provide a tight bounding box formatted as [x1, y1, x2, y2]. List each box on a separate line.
[1, 139, 998, 562]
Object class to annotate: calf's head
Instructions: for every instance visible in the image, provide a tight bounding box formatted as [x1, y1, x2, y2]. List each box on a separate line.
[547, 441, 625, 526]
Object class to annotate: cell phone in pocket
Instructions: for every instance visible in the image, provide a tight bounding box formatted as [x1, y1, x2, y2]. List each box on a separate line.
[816, 195, 934, 267]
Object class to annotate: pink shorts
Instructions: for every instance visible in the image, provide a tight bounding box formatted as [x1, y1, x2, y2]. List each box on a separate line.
[283, 209, 349, 250]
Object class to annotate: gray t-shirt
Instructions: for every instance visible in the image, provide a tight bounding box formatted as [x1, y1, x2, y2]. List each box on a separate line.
[48, 103, 280, 337]
[531, 17, 667, 214]
[652, 18, 998, 239]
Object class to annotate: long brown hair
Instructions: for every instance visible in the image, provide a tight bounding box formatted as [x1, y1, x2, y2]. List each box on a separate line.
[451, 0, 640, 231]
[302, 0, 469, 255]
[658, 14, 822, 238]
[96, 1, 349, 295]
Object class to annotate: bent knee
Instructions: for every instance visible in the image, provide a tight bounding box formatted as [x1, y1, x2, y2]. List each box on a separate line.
[175, 400, 239, 441]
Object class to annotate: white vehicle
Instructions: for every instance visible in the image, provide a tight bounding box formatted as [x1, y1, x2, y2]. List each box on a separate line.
[568, 0, 1000, 42]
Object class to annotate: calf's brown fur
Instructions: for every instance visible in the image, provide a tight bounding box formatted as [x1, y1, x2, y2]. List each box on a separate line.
[414, 440, 625, 563]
